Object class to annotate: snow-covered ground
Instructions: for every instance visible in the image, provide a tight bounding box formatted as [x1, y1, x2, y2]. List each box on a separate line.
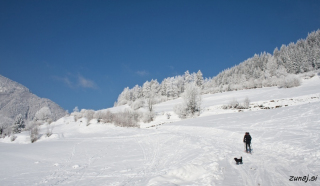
[1, 75, 320, 185]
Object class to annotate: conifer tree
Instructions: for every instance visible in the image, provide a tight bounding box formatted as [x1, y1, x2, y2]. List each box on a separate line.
[184, 70, 191, 85]
[12, 114, 25, 134]
[196, 70, 204, 88]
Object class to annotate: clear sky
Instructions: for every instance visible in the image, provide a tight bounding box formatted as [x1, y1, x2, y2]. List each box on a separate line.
[1, 0, 320, 112]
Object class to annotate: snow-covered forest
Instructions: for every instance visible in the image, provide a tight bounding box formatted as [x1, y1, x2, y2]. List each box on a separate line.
[115, 30, 320, 108]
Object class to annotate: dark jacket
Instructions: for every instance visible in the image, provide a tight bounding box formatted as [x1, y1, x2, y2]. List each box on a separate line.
[243, 134, 252, 143]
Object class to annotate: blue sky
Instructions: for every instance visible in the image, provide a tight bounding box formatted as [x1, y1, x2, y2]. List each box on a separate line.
[1, 0, 320, 112]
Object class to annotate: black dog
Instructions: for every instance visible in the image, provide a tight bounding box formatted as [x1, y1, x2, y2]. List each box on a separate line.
[234, 157, 242, 164]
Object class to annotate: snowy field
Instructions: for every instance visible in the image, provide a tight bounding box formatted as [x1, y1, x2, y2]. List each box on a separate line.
[1, 75, 320, 185]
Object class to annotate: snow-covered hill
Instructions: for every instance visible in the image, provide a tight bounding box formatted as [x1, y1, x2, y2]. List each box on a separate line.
[0, 75, 66, 130]
[1, 74, 320, 185]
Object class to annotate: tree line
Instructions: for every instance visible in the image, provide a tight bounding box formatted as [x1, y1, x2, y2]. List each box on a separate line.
[115, 30, 320, 108]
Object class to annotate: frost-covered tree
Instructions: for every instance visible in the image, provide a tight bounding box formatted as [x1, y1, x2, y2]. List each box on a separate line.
[175, 75, 185, 95]
[150, 79, 160, 95]
[115, 87, 130, 106]
[160, 78, 167, 96]
[35, 107, 52, 122]
[184, 70, 192, 85]
[266, 57, 278, 76]
[142, 79, 160, 111]
[183, 83, 201, 114]
[132, 85, 142, 101]
[174, 83, 201, 118]
[142, 81, 151, 97]
[144, 91, 155, 112]
[73, 106, 79, 113]
[12, 114, 25, 134]
[196, 70, 204, 88]
[165, 77, 174, 98]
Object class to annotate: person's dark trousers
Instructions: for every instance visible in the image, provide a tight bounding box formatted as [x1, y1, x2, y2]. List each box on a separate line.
[246, 142, 251, 151]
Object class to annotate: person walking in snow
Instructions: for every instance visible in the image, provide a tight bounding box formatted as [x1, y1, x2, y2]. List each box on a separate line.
[243, 132, 252, 152]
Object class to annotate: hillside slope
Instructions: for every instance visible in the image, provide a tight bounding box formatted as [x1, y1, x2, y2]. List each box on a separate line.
[1, 74, 320, 185]
[0, 75, 66, 128]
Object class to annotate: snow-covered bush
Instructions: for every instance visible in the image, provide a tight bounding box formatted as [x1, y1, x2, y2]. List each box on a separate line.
[222, 97, 250, 109]
[229, 99, 239, 109]
[113, 109, 140, 128]
[92, 109, 148, 126]
[101, 110, 114, 123]
[28, 121, 39, 143]
[131, 99, 145, 110]
[174, 104, 188, 119]
[174, 84, 201, 118]
[10, 134, 17, 141]
[242, 97, 250, 109]
[83, 109, 95, 126]
[71, 111, 82, 122]
[142, 111, 155, 123]
[93, 110, 102, 122]
[46, 124, 54, 137]
[0, 117, 12, 138]
[166, 113, 171, 119]
[278, 75, 301, 88]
